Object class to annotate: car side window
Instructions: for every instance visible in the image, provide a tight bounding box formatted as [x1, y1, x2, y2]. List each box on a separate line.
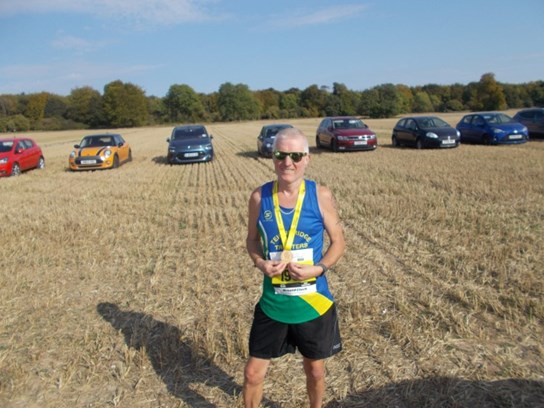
[473, 116, 484, 126]
[16, 141, 25, 151]
[23, 139, 34, 148]
[407, 119, 416, 131]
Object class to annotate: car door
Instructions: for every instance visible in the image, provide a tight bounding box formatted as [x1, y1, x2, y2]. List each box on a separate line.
[115, 135, 129, 162]
[404, 119, 418, 146]
[257, 128, 265, 153]
[23, 139, 40, 169]
[318, 119, 330, 146]
[15, 140, 32, 170]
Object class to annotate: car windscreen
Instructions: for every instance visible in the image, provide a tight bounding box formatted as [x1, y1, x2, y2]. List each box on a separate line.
[80, 136, 114, 147]
[484, 114, 513, 124]
[0, 141, 14, 152]
[417, 117, 450, 129]
[173, 128, 208, 139]
[265, 126, 289, 137]
[333, 119, 365, 129]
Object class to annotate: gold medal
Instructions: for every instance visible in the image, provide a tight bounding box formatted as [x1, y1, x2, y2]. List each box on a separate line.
[280, 250, 293, 263]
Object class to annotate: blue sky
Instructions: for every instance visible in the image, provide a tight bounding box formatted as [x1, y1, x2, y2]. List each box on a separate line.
[1, 0, 543, 97]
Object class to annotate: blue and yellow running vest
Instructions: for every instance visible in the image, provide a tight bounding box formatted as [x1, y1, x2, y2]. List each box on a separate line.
[257, 179, 334, 324]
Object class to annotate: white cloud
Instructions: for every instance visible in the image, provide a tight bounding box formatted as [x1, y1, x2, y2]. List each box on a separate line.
[0, 0, 221, 25]
[265, 4, 368, 29]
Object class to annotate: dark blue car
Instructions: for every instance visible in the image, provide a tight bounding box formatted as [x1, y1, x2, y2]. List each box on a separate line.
[456, 112, 528, 145]
[392, 116, 460, 149]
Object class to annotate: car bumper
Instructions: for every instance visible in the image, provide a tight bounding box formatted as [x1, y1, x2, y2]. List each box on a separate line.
[425, 138, 460, 148]
[0, 163, 12, 176]
[336, 140, 378, 151]
[168, 151, 213, 164]
[494, 134, 528, 144]
[69, 156, 114, 170]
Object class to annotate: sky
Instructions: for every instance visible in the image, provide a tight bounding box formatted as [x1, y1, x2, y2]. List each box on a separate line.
[1, 0, 543, 97]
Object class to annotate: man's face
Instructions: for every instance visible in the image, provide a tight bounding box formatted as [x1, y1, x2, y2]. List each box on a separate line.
[273, 136, 309, 184]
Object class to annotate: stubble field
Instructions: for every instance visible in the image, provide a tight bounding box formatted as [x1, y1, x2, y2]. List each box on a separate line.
[0, 112, 543, 407]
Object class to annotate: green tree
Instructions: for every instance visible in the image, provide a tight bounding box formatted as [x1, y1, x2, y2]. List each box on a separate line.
[25, 92, 48, 122]
[412, 91, 434, 112]
[255, 88, 281, 119]
[360, 84, 401, 118]
[477, 73, 507, 111]
[66, 86, 104, 127]
[216, 82, 259, 121]
[44, 93, 68, 118]
[164, 84, 204, 123]
[103, 80, 147, 127]
[300, 85, 328, 117]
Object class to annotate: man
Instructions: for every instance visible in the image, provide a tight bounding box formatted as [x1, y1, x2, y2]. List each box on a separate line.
[244, 127, 345, 407]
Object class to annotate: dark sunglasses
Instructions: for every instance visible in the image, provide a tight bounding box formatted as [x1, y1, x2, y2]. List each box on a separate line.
[273, 151, 307, 163]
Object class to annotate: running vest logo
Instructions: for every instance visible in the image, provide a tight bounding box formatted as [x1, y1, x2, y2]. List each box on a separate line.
[264, 210, 273, 221]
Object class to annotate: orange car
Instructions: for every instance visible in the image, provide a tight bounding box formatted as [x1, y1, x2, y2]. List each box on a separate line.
[69, 133, 132, 171]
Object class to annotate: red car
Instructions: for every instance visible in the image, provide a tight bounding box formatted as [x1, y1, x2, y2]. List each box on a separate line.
[316, 116, 378, 152]
[0, 137, 45, 177]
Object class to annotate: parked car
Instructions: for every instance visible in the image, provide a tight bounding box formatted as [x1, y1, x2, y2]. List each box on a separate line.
[257, 124, 293, 157]
[0, 137, 45, 177]
[167, 125, 214, 164]
[456, 112, 528, 145]
[69, 133, 132, 171]
[392, 116, 460, 149]
[316, 116, 377, 152]
[513, 108, 544, 137]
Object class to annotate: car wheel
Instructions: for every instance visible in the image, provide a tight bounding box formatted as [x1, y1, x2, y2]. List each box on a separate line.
[416, 139, 424, 150]
[11, 163, 21, 176]
[482, 134, 492, 145]
[128, 150, 133, 162]
[331, 138, 338, 152]
[112, 154, 119, 168]
[37, 156, 45, 169]
[315, 135, 321, 148]
[392, 135, 399, 147]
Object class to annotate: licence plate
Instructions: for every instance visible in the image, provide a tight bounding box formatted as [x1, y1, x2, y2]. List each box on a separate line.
[442, 139, 455, 144]
[354, 141, 367, 145]
[509, 134, 522, 140]
[184, 152, 199, 158]
[81, 160, 96, 164]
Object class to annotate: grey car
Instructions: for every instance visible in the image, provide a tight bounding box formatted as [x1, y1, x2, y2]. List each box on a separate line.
[257, 124, 293, 157]
[513, 108, 544, 137]
[167, 125, 214, 164]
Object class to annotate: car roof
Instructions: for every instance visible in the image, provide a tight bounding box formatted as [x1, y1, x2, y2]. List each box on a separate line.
[327, 116, 361, 120]
[263, 123, 292, 129]
[0, 137, 31, 142]
[517, 107, 544, 112]
[83, 133, 120, 138]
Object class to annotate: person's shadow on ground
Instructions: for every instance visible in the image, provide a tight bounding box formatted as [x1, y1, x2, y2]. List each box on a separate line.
[324, 376, 544, 407]
[97, 302, 280, 407]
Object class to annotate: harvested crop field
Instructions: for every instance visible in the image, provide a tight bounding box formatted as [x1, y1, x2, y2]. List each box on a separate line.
[1, 112, 543, 407]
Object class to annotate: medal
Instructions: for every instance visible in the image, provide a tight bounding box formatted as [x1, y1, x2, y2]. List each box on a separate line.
[280, 250, 293, 263]
[272, 180, 306, 260]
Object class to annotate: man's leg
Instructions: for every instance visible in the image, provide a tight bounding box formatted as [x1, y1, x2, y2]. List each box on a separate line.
[303, 357, 326, 408]
[243, 356, 271, 408]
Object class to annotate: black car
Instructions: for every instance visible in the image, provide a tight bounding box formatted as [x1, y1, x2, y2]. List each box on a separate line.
[257, 124, 293, 157]
[392, 116, 460, 149]
[513, 108, 544, 137]
[166, 125, 214, 164]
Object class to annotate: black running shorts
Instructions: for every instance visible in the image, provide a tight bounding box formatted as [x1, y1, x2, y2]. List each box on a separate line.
[248, 303, 342, 360]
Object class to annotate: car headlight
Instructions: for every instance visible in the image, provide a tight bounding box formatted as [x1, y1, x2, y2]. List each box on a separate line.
[104, 149, 112, 158]
[337, 136, 349, 141]
[0, 157, 8, 164]
[204, 144, 213, 150]
[169, 148, 176, 153]
[369, 134, 376, 139]
[493, 128, 504, 134]
[456, 130, 461, 137]
[265, 142, 272, 148]
[69, 151, 76, 159]
[426, 132, 438, 139]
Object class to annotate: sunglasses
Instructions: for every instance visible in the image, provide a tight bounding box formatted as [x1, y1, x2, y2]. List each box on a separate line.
[273, 151, 307, 163]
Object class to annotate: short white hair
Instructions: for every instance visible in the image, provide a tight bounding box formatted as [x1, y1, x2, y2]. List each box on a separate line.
[273, 127, 309, 153]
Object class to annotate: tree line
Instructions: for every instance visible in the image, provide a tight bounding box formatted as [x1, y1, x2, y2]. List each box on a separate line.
[0, 73, 543, 132]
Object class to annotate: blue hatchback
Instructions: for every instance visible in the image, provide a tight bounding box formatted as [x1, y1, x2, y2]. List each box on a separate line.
[456, 112, 528, 145]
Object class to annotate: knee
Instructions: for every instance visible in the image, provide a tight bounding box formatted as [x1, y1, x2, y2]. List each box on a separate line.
[305, 365, 325, 383]
[244, 362, 267, 386]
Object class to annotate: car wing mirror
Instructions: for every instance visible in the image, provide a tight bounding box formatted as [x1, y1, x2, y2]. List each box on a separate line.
[15, 148, 23, 154]
[118, 142, 124, 147]
[210, 135, 213, 139]
[74, 144, 80, 148]
[166, 138, 170, 143]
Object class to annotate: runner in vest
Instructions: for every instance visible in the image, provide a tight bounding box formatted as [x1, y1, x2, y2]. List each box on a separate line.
[244, 127, 346, 408]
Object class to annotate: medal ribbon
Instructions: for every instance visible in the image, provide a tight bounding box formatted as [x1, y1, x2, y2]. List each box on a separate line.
[272, 180, 306, 252]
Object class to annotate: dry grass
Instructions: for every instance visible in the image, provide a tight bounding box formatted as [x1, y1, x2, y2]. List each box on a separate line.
[0, 112, 543, 407]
